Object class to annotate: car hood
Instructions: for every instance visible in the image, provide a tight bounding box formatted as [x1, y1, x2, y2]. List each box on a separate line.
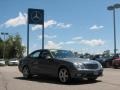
[58, 58, 99, 64]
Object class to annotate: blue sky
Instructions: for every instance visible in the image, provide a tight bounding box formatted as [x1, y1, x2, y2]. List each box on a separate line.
[0, 0, 120, 54]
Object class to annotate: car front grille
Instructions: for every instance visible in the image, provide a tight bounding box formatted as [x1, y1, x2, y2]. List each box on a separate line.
[84, 63, 98, 69]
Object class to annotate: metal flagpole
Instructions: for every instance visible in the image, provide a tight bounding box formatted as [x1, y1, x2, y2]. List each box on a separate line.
[42, 23, 44, 49]
[42, 10, 44, 49]
[27, 10, 29, 55]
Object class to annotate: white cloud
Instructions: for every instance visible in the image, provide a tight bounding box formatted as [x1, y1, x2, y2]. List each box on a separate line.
[3, 12, 27, 28]
[31, 25, 42, 31]
[38, 34, 57, 39]
[65, 41, 75, 44]
[61, 38, 105, 47]
[80, 39, 105, 46]
[45, 20, 57, 28]
[42, 39, 105, 51]
[90, 25, 104, 31]
[57, 23, 72, 29]
[32, 20, 57, 31]
[32, 20, 72, 31]
[45, 36, 105, 47]
[72, 36, 82, 41]
[45, 41, 63, 49]
[1, 12, 72, 30]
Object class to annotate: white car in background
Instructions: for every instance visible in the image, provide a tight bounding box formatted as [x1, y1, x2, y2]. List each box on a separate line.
[8, 58, 19, 66]
[0, 59, 5, 66]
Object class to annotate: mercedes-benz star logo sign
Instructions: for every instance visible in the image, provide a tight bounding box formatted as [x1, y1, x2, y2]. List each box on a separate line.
[31, 11, 42, 23]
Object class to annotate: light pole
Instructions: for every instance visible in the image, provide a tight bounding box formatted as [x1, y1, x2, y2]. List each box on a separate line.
[107, 3, 120, 56]
[1, 32, 8, 60]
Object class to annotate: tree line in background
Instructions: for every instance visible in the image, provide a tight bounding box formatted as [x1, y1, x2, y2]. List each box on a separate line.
[0, 34, 26, 59]
[74, 50, 113, 59]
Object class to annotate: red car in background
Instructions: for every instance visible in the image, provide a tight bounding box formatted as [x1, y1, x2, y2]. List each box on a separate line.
[112, 58, 120, 69]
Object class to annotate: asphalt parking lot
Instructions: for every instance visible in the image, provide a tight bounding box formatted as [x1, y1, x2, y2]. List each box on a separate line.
[0, 66, 120, 90]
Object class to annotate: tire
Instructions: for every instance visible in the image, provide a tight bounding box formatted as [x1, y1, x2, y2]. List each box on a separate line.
[87, 77, 97, 81]
[58, 68, 70, 83]
[22, 67, 31, 79]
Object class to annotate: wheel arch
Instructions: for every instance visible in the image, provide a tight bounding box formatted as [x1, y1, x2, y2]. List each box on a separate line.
[22, 65, 29, 72]
[58, 65, 71, 76]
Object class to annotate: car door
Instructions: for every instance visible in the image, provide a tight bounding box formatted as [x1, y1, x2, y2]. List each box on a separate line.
[39, 50, 57, 76]
[28, 50, 41, 74]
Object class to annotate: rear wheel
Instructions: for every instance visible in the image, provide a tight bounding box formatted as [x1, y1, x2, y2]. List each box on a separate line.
[58, 68, 70, 83]
[22, 67, 31, 79]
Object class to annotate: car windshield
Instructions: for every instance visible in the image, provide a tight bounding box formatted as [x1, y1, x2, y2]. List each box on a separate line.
[50, 50, 75, 58]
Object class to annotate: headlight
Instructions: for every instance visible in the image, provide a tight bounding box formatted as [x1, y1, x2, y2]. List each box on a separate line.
[74, 62, 85, 69]
[97, 62, 103, 68]
[100, 64, 103, 68]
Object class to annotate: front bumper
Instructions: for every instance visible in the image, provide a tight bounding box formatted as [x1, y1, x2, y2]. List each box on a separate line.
[71, 69, 103, 79]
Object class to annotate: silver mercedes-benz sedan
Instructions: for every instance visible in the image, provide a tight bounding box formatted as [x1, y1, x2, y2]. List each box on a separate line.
[18, 49, 103, 83]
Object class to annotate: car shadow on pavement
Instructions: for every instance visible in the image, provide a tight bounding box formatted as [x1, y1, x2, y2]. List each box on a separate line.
[14, 75, 102, 85]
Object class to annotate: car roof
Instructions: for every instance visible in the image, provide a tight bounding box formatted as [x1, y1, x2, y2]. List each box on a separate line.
[35, 49, 72, 51]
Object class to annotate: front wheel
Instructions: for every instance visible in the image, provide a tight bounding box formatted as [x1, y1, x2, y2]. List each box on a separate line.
[58, 68, 70, 83]
[22, 67, 31, 79]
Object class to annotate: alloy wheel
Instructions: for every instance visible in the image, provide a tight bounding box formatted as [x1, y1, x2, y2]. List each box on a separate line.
[23, 67, 30, 79]
[58, 68, 70, 83]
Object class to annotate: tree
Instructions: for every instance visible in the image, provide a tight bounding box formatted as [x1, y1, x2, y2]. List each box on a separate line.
[0, 34, 26, 59]
[0, 37, 3, 58]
